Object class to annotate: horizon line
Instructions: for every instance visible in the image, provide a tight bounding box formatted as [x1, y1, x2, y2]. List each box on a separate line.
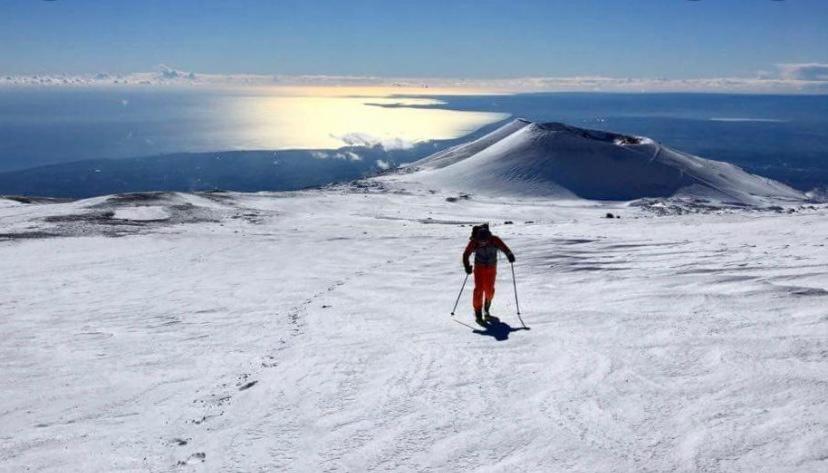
[2, 64, 828, 95]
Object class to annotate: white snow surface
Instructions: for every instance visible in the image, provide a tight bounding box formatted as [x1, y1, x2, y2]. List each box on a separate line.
[1, 187, 826, 472]
[383, 119, 807, 206]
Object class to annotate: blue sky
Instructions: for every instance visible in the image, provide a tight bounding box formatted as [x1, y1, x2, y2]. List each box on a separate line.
[1, 0, 827, 80]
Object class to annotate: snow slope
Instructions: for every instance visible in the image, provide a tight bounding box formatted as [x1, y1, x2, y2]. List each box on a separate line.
[1, 188, 826, 472]
[386, 119, 807, 205]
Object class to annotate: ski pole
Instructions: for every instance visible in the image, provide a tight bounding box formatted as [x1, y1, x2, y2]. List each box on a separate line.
[511, 262, 527, 328]
[450, 273, 469, 316]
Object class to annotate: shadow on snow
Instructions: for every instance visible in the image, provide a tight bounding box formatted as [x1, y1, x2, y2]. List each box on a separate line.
[472, 318, 530, 341]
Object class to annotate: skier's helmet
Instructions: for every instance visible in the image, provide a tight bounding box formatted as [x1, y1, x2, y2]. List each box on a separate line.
[470, 223, 490, 241]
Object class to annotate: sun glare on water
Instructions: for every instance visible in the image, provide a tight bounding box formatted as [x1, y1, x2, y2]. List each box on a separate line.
[219, 86, 508, 150]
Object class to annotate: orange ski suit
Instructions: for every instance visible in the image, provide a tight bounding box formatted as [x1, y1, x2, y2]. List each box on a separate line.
[463, 236, 513, 311]
[472, 265, 497, 311]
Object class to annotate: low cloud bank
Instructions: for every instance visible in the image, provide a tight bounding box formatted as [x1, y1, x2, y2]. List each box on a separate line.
[2, 63, 828, 94]
[333, 133, 414, 151]
[310, 150, 362, 161]
[777, 63, 828, 82]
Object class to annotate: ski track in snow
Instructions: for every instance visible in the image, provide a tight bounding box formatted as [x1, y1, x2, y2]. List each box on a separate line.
[0, 189, 826, 472]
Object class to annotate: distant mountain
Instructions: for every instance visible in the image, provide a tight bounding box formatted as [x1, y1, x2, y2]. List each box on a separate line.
[384, 119, 806, 205]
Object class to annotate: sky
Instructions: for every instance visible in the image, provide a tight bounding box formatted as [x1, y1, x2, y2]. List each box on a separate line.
[1, 0, 827, 91]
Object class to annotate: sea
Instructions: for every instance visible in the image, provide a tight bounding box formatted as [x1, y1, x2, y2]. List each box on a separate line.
[1, 87, 826, 192]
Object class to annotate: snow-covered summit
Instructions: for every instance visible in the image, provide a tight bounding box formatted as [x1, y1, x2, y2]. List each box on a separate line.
[386, 119, 806, 205]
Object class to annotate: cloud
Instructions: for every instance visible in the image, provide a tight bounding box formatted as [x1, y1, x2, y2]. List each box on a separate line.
[341, 151, 362, 161]
[777, 63, 828, 81]
[310, 150, 362, 161]
[464, 75, 828, 94]
[375, 160, 391, 170]
[3, 64, 828, 94]
[334, 132, 414, 150]
[158, 64, 197, 80]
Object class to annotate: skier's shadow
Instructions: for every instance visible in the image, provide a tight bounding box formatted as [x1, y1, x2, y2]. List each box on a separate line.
[473, 318, 530, 341]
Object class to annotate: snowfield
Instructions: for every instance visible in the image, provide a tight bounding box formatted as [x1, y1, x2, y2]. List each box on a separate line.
[1, 187, 826, 472]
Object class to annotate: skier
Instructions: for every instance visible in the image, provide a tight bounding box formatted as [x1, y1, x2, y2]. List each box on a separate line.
[462, 224, 515, 325]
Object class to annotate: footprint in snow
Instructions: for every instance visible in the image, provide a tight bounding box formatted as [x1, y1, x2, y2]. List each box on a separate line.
[238, 380, 258, 391]
[177, 452, 206, 465]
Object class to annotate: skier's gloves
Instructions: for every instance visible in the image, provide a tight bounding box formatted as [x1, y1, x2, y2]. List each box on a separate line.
[464, 265, 473, 274]
[507, 254, 516, 263]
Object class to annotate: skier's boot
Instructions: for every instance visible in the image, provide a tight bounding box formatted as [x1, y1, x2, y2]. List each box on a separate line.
[484, 300, 499, 322]
[474, 309, 486, 327]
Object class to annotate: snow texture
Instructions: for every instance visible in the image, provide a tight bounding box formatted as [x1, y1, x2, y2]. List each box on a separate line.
[1, 182, 826, 472]
[112, 206, 170, 221]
